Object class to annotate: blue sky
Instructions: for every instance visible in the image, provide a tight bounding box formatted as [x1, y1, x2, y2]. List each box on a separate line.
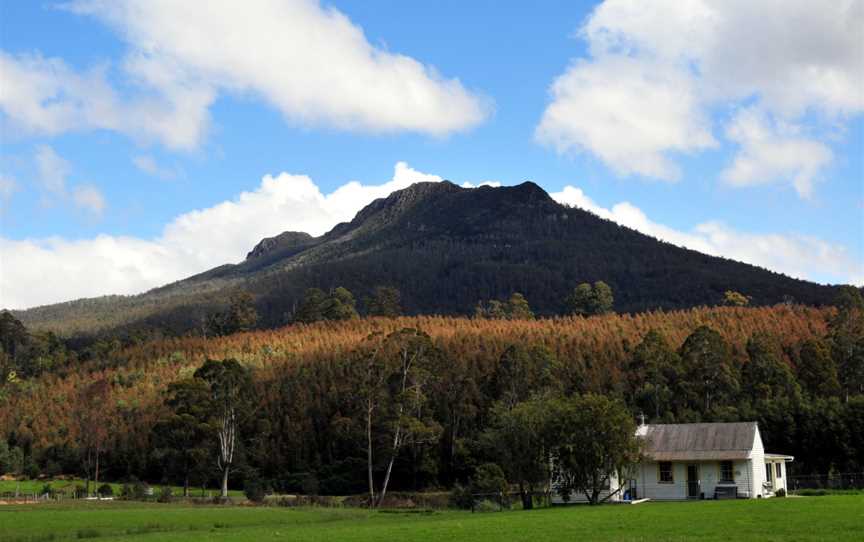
[1, 0, 862, 309]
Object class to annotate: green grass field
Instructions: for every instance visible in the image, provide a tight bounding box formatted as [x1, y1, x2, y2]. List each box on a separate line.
[1, 495, 862, 542]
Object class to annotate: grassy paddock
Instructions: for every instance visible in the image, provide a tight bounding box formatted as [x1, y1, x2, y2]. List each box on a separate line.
[1, 495, 862, 541]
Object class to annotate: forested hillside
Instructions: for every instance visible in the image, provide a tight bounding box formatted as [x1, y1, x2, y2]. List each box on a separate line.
[2, 299, 862, 498]
[14, 182, 839, 337]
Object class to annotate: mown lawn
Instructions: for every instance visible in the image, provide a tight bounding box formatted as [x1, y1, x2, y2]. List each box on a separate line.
[1, 495, 861, 542]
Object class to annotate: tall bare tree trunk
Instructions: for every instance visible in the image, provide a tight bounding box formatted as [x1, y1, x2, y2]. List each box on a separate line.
[221, 466, 230, 498]
[367, 403, 375, 508]
[94, 448, 100, 497]
[377, 422, 402, 507]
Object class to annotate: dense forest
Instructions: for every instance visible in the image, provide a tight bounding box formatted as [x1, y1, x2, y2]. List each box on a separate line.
[14, 182, 839, 337]
[1, 285, 862, 501]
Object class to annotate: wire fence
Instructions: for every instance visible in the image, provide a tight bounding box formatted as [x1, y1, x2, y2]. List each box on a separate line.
[788, 473, 864, 492]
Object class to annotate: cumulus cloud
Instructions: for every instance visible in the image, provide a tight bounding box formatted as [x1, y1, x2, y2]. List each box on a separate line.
[538, 0, 863, 193]
[0, 162, 448, 309]
[536, 57, 715, 180]
[551, 186, 862, 286]
[0, 1, 488, 149]
[0, 51, 214, 150]
[721, 108, 833, 198]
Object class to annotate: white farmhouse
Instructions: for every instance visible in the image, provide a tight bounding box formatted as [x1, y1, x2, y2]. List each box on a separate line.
[552, 422, 794, 503]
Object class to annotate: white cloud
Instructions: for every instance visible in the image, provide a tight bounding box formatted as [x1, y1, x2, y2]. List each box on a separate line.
[721, 108, 833, 198]
[0, 1, 488, 149]
[551, 186, 862, 286]
[0, 52, 214, 150]
[35, 144, 70, 195]
[72, 184, 106, 215]
[0, 162, 453, 309]
[132, 155, 181, 180]
[28, 145, 108, 216]
[539, 0, 863, 194]
[536, 57, 715, 180]
[461, 181, 501, 188]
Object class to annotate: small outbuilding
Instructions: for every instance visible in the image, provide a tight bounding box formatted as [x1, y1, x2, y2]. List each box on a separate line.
[552, 421, 794, 503]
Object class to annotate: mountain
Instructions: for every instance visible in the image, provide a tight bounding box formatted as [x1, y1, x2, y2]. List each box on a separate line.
[14, 181, 838, 336]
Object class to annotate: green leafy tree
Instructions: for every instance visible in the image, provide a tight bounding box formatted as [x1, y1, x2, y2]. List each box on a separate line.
[481, 397, 551, 510]
[194, 358, 253, 498]
[723, 290, 750, 306]
[322, 287, 359, 321]
[365, 286, 402, 317]
[295, 287, 358, 323]
[592, 281, 614, 315]
[506, 293, 534, 320]
[742, 333, 800, 401]
[829, 286, 864, 401]
[627, 330, 681, 419]
[679, 326, 739, 413]
[565, 283, 595, 316]
[549, 394, 641, 505]
[0, 310, 28, 361]
[375, 328, 442, 506]
[71, 378, 114, 496]
[295, 288, 328, 323]
[798, 339, 841, 397]
[474, 299, 507, 319]
[152, 378, 213, 496]
[225, 291, 258, 333]
[493, 345, 555, 408]
[565, 282, 614, 316]
[355, 329, 442, 507]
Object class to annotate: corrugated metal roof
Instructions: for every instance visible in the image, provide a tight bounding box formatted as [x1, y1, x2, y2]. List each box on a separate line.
[640, 422, 756, 461]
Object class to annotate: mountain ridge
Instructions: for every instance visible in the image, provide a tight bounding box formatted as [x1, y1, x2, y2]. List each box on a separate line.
[12, 180, 839, 336]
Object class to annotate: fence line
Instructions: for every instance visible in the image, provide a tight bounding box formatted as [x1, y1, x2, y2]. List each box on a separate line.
[788, 473, 864, 491]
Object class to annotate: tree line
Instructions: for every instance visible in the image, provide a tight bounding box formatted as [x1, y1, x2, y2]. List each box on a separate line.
[0, 289, 862, 503]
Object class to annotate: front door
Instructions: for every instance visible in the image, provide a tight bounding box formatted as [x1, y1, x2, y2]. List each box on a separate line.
[687, 464, 700, 498]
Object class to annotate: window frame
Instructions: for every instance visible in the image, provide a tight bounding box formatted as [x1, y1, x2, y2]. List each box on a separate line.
[719, 461, 734, 483]
[658, 461, 674, 484]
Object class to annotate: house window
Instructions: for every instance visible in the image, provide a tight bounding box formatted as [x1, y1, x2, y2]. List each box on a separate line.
[658, 462, 674, 483]
[775, 463, 782, 479]
[720, 461, 734, 483]
[765, 463, 772, 482]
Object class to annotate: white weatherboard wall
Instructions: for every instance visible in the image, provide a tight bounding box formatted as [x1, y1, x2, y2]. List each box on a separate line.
[751, 426, 767, 497]
[636, 462, 686, 500]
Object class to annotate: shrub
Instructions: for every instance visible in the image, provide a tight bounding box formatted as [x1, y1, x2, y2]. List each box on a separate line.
[133, 481, 150, 500]
[475, 499, 500, 513]
[473, 463, 508, 496]
[120, 479, 150, 500]
[244, 479, 267, 503]
[775, 488, 786, 497]
[449, 483, 475, 510]
[301, 473, 320, 496]
[73, 484, 87, 499]
[97, 483, 114, 497]
[41, 483, 55, 497]
[157, 486, 173, 503]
